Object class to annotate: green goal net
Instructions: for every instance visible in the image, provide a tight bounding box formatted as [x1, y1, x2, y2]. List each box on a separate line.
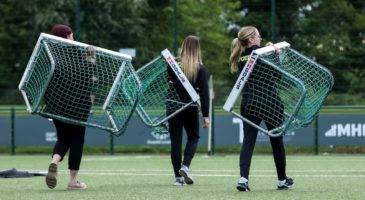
[125, 49, 200, 129]
[223, 42, 334, 137]
[19, 33, 141, 136]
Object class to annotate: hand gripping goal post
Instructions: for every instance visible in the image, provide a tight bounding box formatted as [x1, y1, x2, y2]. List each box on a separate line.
[223, 42, 334, 137]
[18, 33, 141, 136]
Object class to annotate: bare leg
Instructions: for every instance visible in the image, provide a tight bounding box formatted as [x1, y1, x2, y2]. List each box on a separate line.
[51, 154, 61, 165]
[67, 170, 87, 190]
[46, 155, 60, 189]
[70, 170, 78, 183]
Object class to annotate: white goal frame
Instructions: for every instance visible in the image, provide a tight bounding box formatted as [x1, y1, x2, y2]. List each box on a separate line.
[19, 33, 132, 113]
[18, 33, 137, 134]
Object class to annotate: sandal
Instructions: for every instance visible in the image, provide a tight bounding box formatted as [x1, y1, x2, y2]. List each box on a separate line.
[67, 180, 87, 190]
[45, 163, 57, 189]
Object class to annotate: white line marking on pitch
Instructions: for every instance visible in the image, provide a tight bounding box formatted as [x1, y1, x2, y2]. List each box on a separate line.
[73, 172, 365, 178]
[18, 169, 365, 173]
[77, 169, 365, 173]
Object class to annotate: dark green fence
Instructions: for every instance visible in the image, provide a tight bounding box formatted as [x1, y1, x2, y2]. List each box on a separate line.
[1, 105, 365, 155]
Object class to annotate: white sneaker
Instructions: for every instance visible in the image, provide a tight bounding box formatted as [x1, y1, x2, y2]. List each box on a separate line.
[236, 177, 250, 192]
[173, 177, 185, 186]
[278, 177, 294, 190]
[178, 165, 194, 185]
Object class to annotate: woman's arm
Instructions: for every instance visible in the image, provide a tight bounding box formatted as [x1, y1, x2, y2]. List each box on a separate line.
[197, 65, 210, 125]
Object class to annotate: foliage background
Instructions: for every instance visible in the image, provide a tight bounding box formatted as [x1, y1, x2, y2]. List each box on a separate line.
[0, 0, 364, 105]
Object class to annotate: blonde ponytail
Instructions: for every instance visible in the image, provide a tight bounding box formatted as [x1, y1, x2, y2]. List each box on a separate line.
[229, 26, 257, 74]
[229, 38, 242, 73]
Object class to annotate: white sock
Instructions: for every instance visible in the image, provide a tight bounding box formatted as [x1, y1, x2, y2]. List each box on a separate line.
[182, 165, 189, 170]
[239, 177, 248, 183]
[278, 179, 286, 185]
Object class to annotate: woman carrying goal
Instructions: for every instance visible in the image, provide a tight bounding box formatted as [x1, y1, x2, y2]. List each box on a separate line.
[168, 35, 210, 186]
[44, 24, 94, 190]
[229, 26, 294, 192]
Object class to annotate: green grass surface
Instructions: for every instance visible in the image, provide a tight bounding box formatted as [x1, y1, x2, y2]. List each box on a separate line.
[1, 154, 364, 200]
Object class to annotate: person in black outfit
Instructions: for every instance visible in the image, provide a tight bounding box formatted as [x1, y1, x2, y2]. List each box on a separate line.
[229, 26, 294, 191]
[44, 24, 94, 190]
[168, 35, 210, 186]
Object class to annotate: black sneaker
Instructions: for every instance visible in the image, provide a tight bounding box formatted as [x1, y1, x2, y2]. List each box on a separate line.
[277, 177, 294, 190]
[236, 182, 250, 192]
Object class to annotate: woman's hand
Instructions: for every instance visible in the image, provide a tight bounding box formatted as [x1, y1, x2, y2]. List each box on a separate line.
[265, 42, 273, 46]
[203, 117, 210, 128]
[266, 42, 282, 54]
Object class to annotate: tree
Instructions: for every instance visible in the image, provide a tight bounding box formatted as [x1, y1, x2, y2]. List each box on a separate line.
[0, 0, 151, 103]
[79, 0, 149, 67]
[139, 0, 172, 64]
[0, 0, 149, 88]
[176, 0, 240, 103]
[1, 0, 364, 104]
[233, 0, 365, 103]
[0, 0, 74, 91]
[292, 0, 365, 97]
[142, 0, 240, 104]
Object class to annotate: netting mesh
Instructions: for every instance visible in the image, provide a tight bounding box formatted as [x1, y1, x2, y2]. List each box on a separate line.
[19, 34, 140, 135]
[131, 56, 194, 127]
[232, 46, 333, 136]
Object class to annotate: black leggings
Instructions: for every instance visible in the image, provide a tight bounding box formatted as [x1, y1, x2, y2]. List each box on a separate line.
[168, 106, 200, 177]
[239, 114, 287, 180]
[52, 119, 85, 170]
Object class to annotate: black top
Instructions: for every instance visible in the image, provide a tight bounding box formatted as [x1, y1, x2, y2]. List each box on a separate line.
[238, 45, 284, 125]
[168, 63, 210, 117]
